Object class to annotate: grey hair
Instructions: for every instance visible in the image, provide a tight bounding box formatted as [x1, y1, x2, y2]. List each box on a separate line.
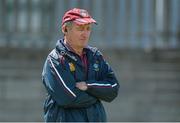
[64, 21, 73, 30]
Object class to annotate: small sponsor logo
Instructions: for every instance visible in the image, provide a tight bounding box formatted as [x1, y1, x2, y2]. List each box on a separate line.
[69, 62, 75, 72]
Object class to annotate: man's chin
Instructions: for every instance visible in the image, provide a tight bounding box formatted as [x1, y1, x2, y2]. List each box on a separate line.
[78, 43, 88, 48]
[79, 45, 87, 49]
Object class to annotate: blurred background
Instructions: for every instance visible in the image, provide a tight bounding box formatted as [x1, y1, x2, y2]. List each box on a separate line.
[0, 0, 180, 121]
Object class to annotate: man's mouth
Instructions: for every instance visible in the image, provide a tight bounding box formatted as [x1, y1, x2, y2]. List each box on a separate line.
[80, 38, 87, 41]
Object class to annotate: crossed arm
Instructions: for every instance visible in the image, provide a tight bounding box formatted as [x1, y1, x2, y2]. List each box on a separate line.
[43, 54, 119, 109]
[76, 59, 119, 102]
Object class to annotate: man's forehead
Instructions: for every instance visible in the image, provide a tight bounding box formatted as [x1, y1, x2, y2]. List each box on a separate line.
[73, 22, 92, 27]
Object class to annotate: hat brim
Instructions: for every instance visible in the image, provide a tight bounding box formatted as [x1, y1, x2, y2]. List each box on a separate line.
[73, 18, 97, 25]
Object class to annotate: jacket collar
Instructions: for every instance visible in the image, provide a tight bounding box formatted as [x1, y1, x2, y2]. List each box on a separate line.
[55, 39, 77, 61]
[55, 38, 98, 62]
[55, 39, 68, 52]
[56, 38, 91, 54]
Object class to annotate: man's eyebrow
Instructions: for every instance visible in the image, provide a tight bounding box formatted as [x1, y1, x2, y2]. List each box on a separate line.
[75, 25, 91, 29]
[76, 26, 84, 29]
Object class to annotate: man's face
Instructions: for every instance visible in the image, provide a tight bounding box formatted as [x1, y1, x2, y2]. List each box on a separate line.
[65, 22, 92, 49]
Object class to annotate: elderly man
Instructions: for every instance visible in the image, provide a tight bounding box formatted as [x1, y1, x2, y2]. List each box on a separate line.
[42, 8, 119, 122]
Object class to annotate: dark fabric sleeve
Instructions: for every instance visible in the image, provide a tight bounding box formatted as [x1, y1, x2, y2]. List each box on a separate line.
[42, 56, 97, 108]
[86, 55, 120, 102]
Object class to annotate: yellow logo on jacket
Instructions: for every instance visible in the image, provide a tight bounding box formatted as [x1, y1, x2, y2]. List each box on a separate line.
[69, 62, 75, 72]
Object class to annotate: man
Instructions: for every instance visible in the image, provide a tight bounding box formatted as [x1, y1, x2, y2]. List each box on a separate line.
[42, 8, 119, 122]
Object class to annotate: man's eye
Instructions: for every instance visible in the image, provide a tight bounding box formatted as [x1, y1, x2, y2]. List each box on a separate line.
[87, 27, 91, 31]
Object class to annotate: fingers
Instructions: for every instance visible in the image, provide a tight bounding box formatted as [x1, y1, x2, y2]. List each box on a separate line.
[76, 82, 87, 91]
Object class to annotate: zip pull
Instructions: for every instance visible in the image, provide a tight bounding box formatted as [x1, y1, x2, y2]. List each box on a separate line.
[60, 51, 77, 62]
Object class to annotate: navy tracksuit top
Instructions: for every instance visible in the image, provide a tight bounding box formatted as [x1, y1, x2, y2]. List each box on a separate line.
[42, 39, 120, 122]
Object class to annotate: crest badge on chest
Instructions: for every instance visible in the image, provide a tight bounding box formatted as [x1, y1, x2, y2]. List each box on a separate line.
[69, 62, 75, 72]
[93, 61, 99, 71]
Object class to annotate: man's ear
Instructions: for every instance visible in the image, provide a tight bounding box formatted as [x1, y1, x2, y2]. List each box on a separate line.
[62, 25, 67, 34]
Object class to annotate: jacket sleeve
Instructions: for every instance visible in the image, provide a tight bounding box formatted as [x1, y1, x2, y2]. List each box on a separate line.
[42, 55, 97, 108]
[86, 53, 120, 102]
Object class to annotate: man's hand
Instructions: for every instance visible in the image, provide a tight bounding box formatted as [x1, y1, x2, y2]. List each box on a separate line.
[76, 82, 88, 91]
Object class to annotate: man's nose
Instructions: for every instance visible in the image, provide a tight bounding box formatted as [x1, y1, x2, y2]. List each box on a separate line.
[81, 30, 90, 36]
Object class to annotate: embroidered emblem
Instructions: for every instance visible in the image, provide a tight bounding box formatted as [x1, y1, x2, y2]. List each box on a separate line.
[69, 62, 75, 72]
[80, 9, 89, 17]
[93, 63, 99, 71]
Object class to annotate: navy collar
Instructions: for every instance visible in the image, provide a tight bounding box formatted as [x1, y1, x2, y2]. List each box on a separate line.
[56, 38, 89, 55]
